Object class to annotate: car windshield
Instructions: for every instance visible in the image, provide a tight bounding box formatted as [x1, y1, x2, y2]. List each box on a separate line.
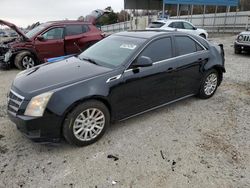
[25, 23, 50, 38]
[79, 35, 145, 68]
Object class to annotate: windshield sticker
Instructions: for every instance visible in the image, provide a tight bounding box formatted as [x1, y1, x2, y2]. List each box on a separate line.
[120, 44, 137, 50]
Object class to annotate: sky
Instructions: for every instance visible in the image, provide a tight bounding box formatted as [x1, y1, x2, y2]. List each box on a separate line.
[0, 0, 124, 28]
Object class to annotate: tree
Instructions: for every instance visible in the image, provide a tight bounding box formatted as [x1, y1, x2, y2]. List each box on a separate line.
[117, 10, 130, 22]
[78, 16, 84, 21]
[105, 6, 113, 12]
[96, 6, 118, 26]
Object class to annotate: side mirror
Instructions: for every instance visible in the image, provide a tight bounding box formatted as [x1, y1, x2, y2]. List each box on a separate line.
[193, 27, 197, 30]
[133, 56, 153, 67]
[246, 28, 249, 31]
[37, 35, 45, 41]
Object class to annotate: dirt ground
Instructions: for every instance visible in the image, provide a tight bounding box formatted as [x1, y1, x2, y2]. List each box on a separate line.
[0, 36, 249, 188]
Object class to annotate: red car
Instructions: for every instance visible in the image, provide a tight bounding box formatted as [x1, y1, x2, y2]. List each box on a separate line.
[0, 10, 108, 70]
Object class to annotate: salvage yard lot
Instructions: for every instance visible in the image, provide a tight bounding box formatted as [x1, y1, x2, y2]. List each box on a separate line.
[0, 36, 249, 188]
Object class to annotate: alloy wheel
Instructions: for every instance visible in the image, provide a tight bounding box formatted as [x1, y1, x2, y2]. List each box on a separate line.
[204, 73, 218, 96]
[22, 56, 35, 69]
[73, 108, 105, 141]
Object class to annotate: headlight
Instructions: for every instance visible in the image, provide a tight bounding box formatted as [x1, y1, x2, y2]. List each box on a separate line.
[4, 51, 12, 62]
[24, 92, 54, 117]
[237, 35, 243, 41]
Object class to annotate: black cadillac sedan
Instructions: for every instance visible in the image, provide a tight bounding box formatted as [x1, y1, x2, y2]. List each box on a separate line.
[7, 31, 225, 146]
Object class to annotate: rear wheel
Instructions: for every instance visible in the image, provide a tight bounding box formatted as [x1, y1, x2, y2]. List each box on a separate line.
[14, 51, 35, 70]
[63, 100, 110, 146]
[198, 69, 219, 99]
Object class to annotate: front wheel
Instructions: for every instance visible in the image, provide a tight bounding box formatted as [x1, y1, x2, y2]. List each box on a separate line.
[198, 69, 219, 99]
[14, 51, 36, 70]
[63, 100, 110, 146]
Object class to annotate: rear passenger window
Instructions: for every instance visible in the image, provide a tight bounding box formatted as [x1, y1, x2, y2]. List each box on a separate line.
[140, 37, 172, 62]
[148, 22, 165, 28]
[175, 36, 203, 55]
[66, 25, 83, 36]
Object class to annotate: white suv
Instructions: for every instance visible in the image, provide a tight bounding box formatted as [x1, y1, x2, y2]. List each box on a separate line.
[234, 30, 250, 54]
[147, 19, 208, 39]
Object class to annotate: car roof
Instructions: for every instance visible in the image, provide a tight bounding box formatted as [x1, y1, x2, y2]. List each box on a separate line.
[152, 19, 190, 24]
[114, 30, 209, 48]
[46, 20, 92, 26]
[115, 30, 180, 39]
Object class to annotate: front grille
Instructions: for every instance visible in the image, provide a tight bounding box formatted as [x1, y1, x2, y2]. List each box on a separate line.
[242, 35, 250, 42]
[7, 90, 24, 116]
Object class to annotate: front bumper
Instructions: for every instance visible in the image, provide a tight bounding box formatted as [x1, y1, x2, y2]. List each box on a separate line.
[0, 52, 12, 69]
[0, 60, 11, 69]
[234, 42, 250, 52]
[8, 111, 63, 143]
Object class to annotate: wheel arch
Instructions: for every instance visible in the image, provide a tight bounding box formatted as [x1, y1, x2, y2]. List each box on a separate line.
[60, 96, 112, 134]
[199, 33, 207, 39]
[13, 49, 39, 63]
[208, 65, 225, 86]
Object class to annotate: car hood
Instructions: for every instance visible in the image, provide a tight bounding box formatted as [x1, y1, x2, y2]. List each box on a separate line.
[12, 56, 112, 95]
[0, 19, 29, 41]
[239, 31, 250, 35]
[85, 9, 111, 25]
[197, 28, 207, 33]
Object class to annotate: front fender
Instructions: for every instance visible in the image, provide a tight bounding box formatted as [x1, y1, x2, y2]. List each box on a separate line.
[46, 74, 114, 117]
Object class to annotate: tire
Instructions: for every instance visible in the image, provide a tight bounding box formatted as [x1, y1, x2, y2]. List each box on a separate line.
[14, 51, 35, 70]
[199, 34, 206, 39]
[63, 100, 110, 146]
[198, 69, 219, 99]
[234, 48, 241, 54]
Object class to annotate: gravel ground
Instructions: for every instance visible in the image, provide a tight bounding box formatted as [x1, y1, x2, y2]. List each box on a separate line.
[0, 36, 249, 188]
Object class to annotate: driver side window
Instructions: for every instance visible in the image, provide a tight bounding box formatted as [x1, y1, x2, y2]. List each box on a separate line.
[42, 28, 64, 40]
[183, 22, 194, 30]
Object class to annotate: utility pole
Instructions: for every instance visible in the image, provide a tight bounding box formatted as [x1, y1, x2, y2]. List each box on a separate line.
[162, 0, 165, 18]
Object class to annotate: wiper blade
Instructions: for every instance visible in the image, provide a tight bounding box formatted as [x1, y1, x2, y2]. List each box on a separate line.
[81, 57, 99, 65]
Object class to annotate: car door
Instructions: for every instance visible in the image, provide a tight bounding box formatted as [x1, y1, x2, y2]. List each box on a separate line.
[64, 24, 92, 54]
[174, 35, 210, 97]
[113, 37, 177, 119]
[34, 27, 65, 61]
